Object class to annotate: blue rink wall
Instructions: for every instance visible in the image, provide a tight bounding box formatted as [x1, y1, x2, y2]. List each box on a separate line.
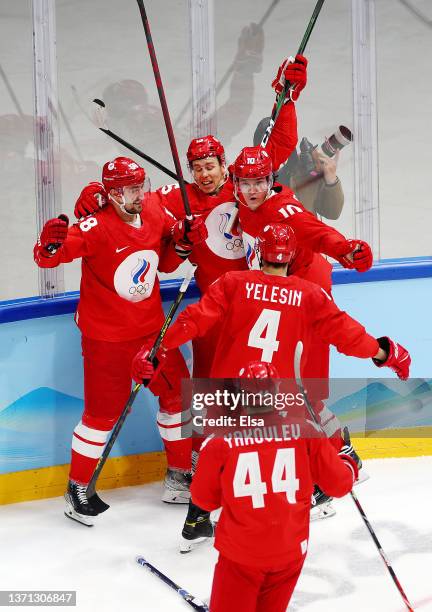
[1, 259, 432, 502]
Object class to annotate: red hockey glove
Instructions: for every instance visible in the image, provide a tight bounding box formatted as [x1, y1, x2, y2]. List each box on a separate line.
[372, 337, 411, 380]
[131, 344, 168, 385]
[37, 215, 69, 256]
[172, 216, 208, 250]
[74, 182, 107, 219]
[272, 54, 308, 102]
[337, 239, 373, 273]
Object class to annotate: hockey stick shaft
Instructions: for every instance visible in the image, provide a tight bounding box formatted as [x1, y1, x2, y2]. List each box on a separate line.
[293, 341, 414, 612]
[92, 99, 187, 183]
[224, 0, 325, 236]
[260, 0, 325, 148]
[136, 557, 209, 611]
[136, 0, 192, 219]
[86, 265, 197, 498]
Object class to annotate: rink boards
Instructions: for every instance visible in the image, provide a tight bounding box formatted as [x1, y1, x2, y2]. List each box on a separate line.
[1, 260, 431, 505]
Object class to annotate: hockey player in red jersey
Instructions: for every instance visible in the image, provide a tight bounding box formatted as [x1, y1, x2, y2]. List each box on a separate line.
[133, 223, 409, 383]
[34, 157, 208, 525]
[73, 56, 307, 386]
[181, 361, 361, 612]
[132, 223, 409, 458]
[231, 146, 375, 500]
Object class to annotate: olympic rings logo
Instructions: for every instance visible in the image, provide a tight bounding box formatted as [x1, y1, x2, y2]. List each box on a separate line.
[225, 238, 243, 252]
[129, 282, 150, 295]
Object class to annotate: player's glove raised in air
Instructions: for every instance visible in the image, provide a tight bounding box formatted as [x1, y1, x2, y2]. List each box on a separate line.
[336, 239, 373, 273]
[74, 182, 107, 219]
[372, 336, 411, 380]
[272, 54, 308, 102]
[36, 215, 69, 257]
[131, 343, 168, 385]
[172, 216, 208, 254]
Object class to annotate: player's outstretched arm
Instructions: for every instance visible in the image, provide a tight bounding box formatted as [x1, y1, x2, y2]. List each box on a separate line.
[162, 273, 231, 351]
[34, 216, 95, 268]
[278, 201, 373, 273]
[311, 287, 411, 379]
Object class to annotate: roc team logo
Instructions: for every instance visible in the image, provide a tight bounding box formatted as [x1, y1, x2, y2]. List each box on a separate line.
[205, 202, 245, 260]
[242, 231, 260, 270]
[114, 250, 159, 302]
[130, 258, 151, 294]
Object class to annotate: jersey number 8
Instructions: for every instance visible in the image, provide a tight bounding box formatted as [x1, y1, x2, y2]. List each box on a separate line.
[79, 217, 98, 232]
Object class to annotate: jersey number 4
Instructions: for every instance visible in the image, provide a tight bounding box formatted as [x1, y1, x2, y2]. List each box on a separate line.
[233, 449, 299, 508]
[248, 308, 281, 362]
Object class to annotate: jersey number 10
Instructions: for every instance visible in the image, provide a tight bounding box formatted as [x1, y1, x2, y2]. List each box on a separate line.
[233, 449, 299, 508]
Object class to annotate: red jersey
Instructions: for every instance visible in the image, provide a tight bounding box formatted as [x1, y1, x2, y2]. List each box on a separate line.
[156, 101, 298, 294]
[156, 180, 247, 294]
[191, 434, 356, 567]
[34, 195, 182, 341]
[239, 185, 349, 286]
[163, 270, 379, 377]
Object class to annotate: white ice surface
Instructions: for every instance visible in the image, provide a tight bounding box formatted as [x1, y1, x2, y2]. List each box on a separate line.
[1, 456, 431, 612]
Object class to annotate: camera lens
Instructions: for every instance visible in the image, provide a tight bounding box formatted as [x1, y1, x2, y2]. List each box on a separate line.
[321, 126, 353, 158]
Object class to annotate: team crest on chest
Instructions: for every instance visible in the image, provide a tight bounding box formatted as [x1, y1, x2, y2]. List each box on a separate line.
[242, 231, 260, 270]
[113, 250, 159, 302]
[205, 202, 245, 260]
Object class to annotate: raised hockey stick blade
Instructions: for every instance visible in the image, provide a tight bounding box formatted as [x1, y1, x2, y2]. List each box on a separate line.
[86, 265, 197, 503]
[224, 0, 325, 236]
[294, 341, 414, 612]
[92, 99, 184, 183]
[136, 0, 193, 219]
[136, 557, 209, 611]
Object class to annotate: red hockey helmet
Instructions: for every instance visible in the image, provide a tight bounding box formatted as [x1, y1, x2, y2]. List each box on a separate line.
[257, 223, 297, 264]
[187, 135, 226, 166]
[239, 361, 279, 379]
[102, 157, 146, 191]
[238, 361, 279, 398]
[232, 146, 273, 180]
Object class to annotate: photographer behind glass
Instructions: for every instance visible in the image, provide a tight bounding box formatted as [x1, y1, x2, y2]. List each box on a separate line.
[254, 120, 352, 220]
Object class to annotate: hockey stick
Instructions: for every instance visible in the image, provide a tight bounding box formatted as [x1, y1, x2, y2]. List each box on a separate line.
[136, 556, 209, 611]
[224, 0, 325, 235]
[173, 0, 281, 128]
[293, 341, 414, 612]
[86, 264, 197, 502]
[260, 0, 325, 148]
[136, 0, 192, 219]
[92, 98, 188, 183]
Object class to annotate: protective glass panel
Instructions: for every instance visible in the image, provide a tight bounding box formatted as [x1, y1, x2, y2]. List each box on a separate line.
[55, 0, 192, 290]
[376, 0, 432, 258]
[0, 1, 38, 300]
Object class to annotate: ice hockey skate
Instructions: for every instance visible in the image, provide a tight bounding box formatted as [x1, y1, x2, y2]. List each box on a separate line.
[180, 501, 216, 553]
[161, 468, 192, 504]
[64, 480, 101, 527]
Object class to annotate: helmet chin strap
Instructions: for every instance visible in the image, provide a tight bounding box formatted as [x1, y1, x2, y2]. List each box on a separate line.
[108, 192, 137, 219]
